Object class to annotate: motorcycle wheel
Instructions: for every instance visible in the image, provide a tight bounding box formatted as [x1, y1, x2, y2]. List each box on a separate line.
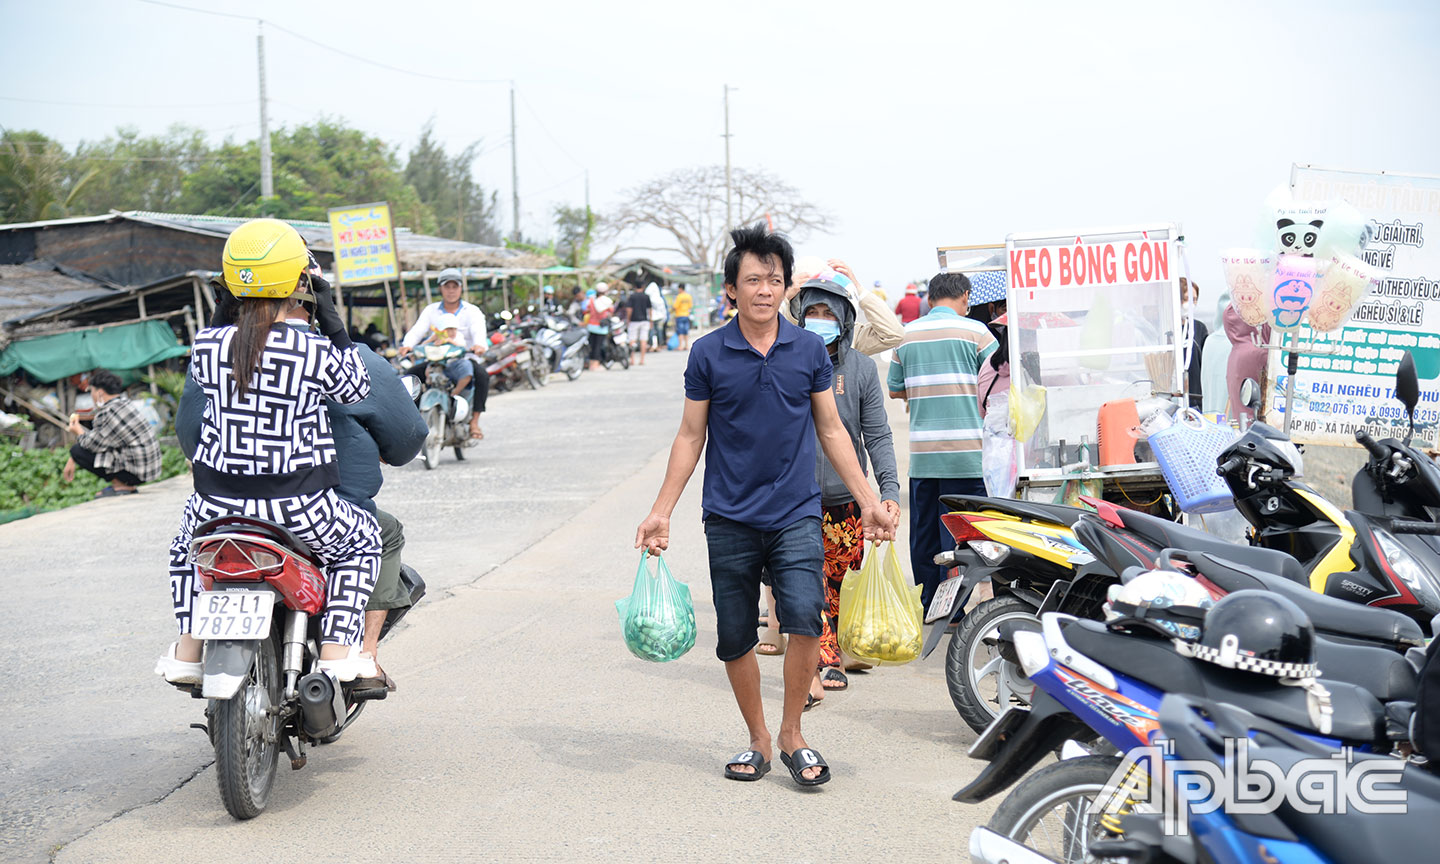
[947, 595, 1038, 734]
[987, 756, 1130, 864]
[422, 406, 443, 470]
[212, 635, 281, 820]
[564, 361, 583, 381]
[617, 346, 630, 369]
[524, 364, 542, 390]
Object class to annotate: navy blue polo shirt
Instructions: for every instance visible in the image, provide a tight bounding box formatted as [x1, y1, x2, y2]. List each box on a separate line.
[684, 316, 834, 531]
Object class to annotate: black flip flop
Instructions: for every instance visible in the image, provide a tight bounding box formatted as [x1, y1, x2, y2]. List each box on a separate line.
[723, 749, 771, 782]
[780, 748, 831, 787]
[820, 667, 849, 691]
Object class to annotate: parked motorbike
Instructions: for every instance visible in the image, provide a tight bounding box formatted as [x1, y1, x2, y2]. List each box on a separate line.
[177, 515, 424, 819]
[954, 593, 1423, 862]
[482, 325, 544, 392]
[532, 313, 587, 381]
[602, 315, 631, 369]
[931, 353, 1440, 732]
[397, 342, 479, 469]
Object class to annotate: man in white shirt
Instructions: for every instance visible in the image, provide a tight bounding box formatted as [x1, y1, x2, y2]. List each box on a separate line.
[402, 268, 490, 439]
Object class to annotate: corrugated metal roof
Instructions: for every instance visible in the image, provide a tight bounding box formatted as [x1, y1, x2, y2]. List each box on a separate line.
[0, 262, 118, 325]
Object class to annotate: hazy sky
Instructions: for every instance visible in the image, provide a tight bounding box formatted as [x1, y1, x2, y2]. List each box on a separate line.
[3, 0, 1438, 320]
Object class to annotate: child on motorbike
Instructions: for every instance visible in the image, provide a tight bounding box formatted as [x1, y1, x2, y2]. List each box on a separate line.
[155, 219, 383, 685]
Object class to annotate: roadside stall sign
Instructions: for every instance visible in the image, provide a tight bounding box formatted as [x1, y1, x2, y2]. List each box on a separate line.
[1269, 166, 1440, 446]
[327, 202, 398, 286]
[1006, 225, 1183, 478]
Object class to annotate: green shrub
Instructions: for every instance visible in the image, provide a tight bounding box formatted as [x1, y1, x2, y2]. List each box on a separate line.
[0, 441, 189, 516]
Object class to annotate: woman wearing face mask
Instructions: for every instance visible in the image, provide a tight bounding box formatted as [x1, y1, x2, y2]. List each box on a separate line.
[774, 271, 902, 698]
[1180, 277, 1208, 410]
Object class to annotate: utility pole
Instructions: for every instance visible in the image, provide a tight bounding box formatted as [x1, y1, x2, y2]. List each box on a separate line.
[723, 84, 734, 234]
[257, 23, 273, 204]
[510, 81, 520, 243]
[584, 169, 590, 213]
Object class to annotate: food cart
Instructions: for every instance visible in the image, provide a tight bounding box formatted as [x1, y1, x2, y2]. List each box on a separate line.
[937, 224, 1186, 514]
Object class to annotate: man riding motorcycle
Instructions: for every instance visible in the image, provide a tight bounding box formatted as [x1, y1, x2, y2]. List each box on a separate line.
[401, 267, 488, 440]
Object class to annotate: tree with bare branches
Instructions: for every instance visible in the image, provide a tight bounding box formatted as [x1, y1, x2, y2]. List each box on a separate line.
[600, 165, 832, 271]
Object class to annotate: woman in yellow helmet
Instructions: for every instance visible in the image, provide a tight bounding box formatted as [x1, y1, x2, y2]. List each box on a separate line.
[155, 218, 383, 685]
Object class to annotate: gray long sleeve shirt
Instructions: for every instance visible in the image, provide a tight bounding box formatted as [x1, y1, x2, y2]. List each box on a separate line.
[816, 344, 901, 507]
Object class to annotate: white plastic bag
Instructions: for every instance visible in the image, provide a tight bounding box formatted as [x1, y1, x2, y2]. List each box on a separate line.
[982, 393, 1018, 498]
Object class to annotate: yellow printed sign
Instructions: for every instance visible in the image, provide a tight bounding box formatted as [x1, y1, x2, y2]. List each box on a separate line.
[327, 202, 398, 286]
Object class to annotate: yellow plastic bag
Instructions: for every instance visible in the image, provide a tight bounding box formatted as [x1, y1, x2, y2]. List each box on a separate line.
[1009, 382, 1048, 443]
[837, 542, 923, 665]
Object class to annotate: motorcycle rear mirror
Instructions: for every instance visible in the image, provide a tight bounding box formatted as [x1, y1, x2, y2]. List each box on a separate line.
[1397, 351, 1420, 417]
[1240, 378, 1261, 411]
[401, 376, 421, 401]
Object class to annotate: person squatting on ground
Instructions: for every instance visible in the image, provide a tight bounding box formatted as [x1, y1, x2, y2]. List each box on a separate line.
[175, 272, 429, 690]
[155, 218, 384, 686]
[793, 273, 902, 695]
[62, 368, 162, 497]
[400, 267, 489, 440]
[887, 271, 997, 609]
[634, 223, 896, 787]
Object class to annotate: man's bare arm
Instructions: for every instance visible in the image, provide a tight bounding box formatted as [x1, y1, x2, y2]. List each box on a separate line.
[634, 398, 709, 553]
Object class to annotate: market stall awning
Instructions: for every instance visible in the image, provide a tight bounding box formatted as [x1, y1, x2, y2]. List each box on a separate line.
[0, 319, 189, 383]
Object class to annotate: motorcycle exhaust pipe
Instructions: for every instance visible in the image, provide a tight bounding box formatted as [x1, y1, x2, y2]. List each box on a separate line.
[298, 671, 344, 738]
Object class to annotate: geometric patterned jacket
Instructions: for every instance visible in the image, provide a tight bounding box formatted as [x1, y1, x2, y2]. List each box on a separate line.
[188, 323, 370, 499]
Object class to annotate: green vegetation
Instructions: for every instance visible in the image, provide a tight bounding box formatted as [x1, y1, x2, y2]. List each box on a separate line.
[0, 441, 189, 522]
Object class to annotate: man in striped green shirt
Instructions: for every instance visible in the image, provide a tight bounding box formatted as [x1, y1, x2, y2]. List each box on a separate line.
[887, 272, 998, 607]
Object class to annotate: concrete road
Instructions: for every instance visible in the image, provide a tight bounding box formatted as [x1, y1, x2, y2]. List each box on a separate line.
[3, 348, 994, 863]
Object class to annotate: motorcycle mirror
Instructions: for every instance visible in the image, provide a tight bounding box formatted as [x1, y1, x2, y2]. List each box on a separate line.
[401, 376, 421, 401]
[1240, 378, 1261, 411]
[1397, 351, 1420, 443]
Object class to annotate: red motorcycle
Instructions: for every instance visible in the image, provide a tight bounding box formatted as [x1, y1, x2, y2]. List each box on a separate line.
[177, 515, 423, 819]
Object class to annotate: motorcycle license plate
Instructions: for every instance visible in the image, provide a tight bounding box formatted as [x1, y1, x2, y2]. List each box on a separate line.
[925, 575, 964, 624]
[193, 591, 275, 640]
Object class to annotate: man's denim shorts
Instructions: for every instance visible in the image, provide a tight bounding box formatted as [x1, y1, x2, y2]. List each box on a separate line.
[704, 514, 825, 662]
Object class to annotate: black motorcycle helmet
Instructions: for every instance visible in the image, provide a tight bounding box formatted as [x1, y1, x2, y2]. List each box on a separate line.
[1178, 590, 1319, 679]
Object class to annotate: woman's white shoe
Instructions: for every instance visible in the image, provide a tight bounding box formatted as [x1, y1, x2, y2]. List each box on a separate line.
[316, 646, 378, 683]
[154, 642, 203, 685]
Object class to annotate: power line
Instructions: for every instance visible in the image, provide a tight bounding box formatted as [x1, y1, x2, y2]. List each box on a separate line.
[516, 89, 585, 169]
[0, 94, 257, 109]
[135, 0, 510, 85]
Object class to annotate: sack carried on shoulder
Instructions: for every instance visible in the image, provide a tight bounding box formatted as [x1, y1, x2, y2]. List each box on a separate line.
[615, 550, 697, 662]
[838, 541, 923, 665]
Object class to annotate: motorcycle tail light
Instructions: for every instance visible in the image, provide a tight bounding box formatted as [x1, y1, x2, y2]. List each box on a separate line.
[193, 539, 284, 582]
[941, 512, 989, 544]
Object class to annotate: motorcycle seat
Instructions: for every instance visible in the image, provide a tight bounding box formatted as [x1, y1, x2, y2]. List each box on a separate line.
[1061, 620, 1386, 745]
[939, 495, 1086, 528]
[1117, 508, 1309, 584]
[192, 515, 319, 564]
[1190, 552, 1425, 648]
[1313, 638, 1418, 703]
[1268, 747, 1440, 862]
[560, 329, 588, 346]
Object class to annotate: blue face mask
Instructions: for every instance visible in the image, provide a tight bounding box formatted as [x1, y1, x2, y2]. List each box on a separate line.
[804, 317, 841, 345]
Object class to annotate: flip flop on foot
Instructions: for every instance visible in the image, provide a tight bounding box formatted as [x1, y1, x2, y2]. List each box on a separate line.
[780, 748, 831, 787]
[803, 693, 821, 711]
[755, 634, 786, 656]
[469, 426, 484, 440]
[723, 749, 770, 781]
[820, 667, 849, 691]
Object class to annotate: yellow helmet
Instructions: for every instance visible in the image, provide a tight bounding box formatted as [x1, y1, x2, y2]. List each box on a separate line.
[222, 218, 309, 299]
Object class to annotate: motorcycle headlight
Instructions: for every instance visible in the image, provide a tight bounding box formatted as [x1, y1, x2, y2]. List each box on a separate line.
[1374, 529, 1440, 610]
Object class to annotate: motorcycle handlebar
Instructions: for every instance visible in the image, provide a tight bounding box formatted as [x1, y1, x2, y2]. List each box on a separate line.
[1356, 428, 1390, 461]
[1390, 520, 1440, 536]
[1216, 456, 1245, 477]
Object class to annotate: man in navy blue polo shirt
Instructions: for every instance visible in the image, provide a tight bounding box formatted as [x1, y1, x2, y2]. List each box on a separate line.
[635, 223, 896, 788]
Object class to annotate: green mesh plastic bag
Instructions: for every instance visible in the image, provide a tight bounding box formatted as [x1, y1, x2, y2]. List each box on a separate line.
[616, 550, 697, 662]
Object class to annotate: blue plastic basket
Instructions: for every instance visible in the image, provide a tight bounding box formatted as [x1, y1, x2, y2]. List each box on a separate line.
[1149, 410, 1238, 514]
